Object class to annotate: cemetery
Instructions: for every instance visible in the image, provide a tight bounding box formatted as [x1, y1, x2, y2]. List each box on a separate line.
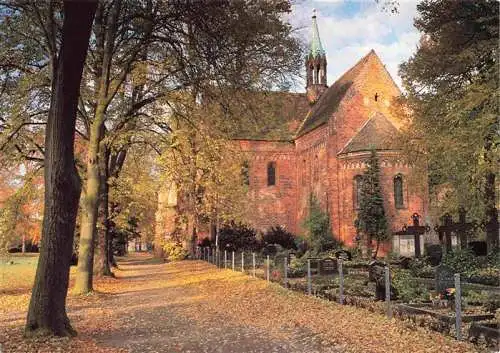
[197, 214, 500, 348]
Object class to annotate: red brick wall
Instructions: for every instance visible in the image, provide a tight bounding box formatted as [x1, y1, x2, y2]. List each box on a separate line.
[337, 152, 427, 251]
[295, 125, 329, 234]
[238, 140, 298, 233]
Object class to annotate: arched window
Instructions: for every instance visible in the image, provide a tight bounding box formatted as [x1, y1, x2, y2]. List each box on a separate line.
[241, 160, 250, 186]
[353, 175, 363, 209]
[394, 174, 404, 209]
[267, 162, 276, 186]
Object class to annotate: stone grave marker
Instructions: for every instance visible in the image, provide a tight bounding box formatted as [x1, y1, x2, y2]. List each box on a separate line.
[319, 258, 337, 275]
[308, 257, 320, 274]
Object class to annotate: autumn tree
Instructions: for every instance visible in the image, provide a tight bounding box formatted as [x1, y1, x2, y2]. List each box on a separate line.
[10, 0, 97, 337]
[156, 113, 250, 256]
[355, 150, 389, 259]
[399, 0, 498, 250]
[0, 166, 43, 254]
[109, 143, 158, 251]
[74, 0, 301, 293]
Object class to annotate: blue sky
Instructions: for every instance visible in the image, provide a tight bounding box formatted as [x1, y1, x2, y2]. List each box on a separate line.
[289, 0, 421, 91]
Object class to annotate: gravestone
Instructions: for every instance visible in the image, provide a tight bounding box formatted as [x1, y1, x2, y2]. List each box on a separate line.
[319, 258, 337, 275]
[368, 260, 387, 282]
[334, 249, 352, 261]
[308, 258, 320, 274]
[468, 241, 487, 256]
[369, 261, 397, 300]
[435, 264, 454, 294]
[424, 244, 443, 266]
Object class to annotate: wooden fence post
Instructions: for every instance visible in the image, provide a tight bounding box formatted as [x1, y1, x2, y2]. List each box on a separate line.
[252, 253, 256, 277]
[339, 259, 344, 304]
[266, 255, 270, 282]
[455, 273, 462, 340]
[307, 259, 312, 295]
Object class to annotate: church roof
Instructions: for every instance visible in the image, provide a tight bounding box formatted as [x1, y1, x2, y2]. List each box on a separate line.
[296, 50, 385, 137]
[338, 111, 400, 154]
[231, 91, 310, 141]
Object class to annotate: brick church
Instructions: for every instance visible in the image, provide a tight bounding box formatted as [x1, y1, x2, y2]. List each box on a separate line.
[235, 14, 428, 251]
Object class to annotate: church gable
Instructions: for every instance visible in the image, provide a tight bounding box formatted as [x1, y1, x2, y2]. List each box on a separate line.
[296, 50, 402, 138]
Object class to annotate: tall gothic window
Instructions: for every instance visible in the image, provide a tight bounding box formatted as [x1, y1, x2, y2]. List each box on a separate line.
[241, 160, 250, 186]
[267, 161, 276, 186]
[394, 174, 404, 209]
[353, 175, 363, 209]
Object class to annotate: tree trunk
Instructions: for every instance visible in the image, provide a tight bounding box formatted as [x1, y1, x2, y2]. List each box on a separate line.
[74, 119, 104, 294]
[106, 149, 127, 265]
[95, 145, 113, 277]
[484, 171, 498, 251]
[25, 0, 96, 337]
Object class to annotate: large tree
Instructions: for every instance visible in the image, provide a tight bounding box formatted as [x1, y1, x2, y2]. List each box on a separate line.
[23, 0, 97, 337]
[74, 0, 301, 293]
[355, 150, 389, 259]
[399, 0, 498, 249]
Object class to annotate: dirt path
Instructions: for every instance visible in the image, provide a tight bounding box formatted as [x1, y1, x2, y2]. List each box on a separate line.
[0, 254, 477, 353]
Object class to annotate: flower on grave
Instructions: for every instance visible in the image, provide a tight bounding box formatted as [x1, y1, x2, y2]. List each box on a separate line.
[442, 288, 455, 300]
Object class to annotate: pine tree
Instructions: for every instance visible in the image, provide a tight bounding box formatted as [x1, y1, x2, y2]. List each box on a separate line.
[355, 150, 389, 259]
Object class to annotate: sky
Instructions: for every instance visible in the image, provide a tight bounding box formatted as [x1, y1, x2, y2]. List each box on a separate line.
[289, 0, 421, 91]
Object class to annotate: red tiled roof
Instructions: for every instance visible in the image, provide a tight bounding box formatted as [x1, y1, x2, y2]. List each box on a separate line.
[338, 112, 400, 154]
[232, 91, 310, 141]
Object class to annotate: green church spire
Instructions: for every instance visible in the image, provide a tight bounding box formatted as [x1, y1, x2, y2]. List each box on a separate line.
[310, 10, 325, 57]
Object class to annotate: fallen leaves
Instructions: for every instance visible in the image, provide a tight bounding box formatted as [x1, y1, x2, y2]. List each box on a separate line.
[0, 254, 481, 353]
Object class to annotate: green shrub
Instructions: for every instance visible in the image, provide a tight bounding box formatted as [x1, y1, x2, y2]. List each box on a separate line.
[294, 234, 309, 257]
[464, 290, 489, 306]
[393, 269, 430, 303]
[288, 254, 307, 278]
[467, 267, 500, 286]
[219, 222, 259, 252]
[302, 195, 342, 254]
[486, 247, 500, 268]
[261, 226, 297, 250]
[441, 248, 478, 275]
[162, 241, 188, 261]
[408, 258, 435, 278]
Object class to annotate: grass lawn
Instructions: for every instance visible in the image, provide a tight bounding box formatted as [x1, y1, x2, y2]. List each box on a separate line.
[0, 253, 79, 316]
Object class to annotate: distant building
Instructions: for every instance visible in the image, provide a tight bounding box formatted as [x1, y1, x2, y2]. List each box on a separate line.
[235, 14, 428, 253]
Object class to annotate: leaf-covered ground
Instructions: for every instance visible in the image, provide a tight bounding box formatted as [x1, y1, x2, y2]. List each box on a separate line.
[0, 253, 480, 352]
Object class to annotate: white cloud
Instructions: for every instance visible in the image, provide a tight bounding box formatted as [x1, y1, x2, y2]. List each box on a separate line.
[289, 1, 421, 90]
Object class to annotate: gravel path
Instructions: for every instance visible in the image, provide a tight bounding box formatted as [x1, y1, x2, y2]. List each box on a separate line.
[0, 253, 477, 353]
